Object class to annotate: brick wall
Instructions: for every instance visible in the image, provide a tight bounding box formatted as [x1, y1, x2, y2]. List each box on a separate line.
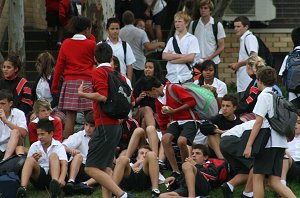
[24, 0, 46, 29]
[218, 29, 294, 84]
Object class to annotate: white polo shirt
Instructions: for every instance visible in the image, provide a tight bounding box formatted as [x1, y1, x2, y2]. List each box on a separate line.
[188, 17, 226, 64]
[278, 46, 300, 101]
[145, 0, 167, 15]
[237, 30, 258, 93]
[253, 87, 288, 148]
[287, 135, 300, 162]
[99, 38, 136, 77]
[0, 108, 28, 152]
[27, 139, 68, 174]
[194, 77, 227, 98]
[164, 32, 200, 83]
[63, 129, 91, 164]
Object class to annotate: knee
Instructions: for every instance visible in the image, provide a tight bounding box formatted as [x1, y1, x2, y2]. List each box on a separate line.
[177, 137, 187, 148]
[116, 156, 130, 165]
[162, 134, 172, 145]
[143, 106, 153, 113]
[49, 153, 59, 161]
[146, 126, 156, 134]
[182, 162, 193, 172]
[146, 151, 157, 160]
[11, 129, 21, 139]
[73, 153, 83, 162]
[135, 127, 145, 137]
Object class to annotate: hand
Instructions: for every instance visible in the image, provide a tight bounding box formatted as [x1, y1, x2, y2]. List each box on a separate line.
[32, 151, 42, 161]
[78, 82, 89, 96]
[243, 145, 252, 158]
[158, 42, 166, 48]
[228, 63, 239, 71]
[165, 177, 175, 185]
[144, 9, 151, 17]
[0, 109, 7, 123]
[161, 106, 174, 114]
[185, 157, 196, 166]
[139, 92, 147, 100]
[132, 166, 141, 173]
[69, 149, 80, 157]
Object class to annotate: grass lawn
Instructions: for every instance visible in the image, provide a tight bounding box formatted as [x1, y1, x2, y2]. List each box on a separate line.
[26, 181, 300, 197]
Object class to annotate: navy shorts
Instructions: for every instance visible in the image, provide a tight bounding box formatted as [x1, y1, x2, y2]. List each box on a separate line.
[167, 121, 199, 146]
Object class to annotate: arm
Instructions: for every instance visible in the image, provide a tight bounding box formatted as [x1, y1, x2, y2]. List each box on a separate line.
[162, 52, 184, 61]
[0, 109, 27, 137]
[205, 38, 225, 61]
[78, 82, 107, 102]
[169, 53, 196, 64]
[229, 51, 257, 71]
[144, 41, 166, 51]
[58, 160, 68, 186]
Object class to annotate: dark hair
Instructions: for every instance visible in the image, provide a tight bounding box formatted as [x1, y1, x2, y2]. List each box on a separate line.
[94, 43, 113, 64]
[233, 16, 250, 28]
[145, 59, 167, 84]
[85, 111, 95, 125]
[106, 17, 121, 29]
[141, 76, 162, 91]
[222, 94, 238, 107]
[35, 51, 55, 79]
[139, 145, 152, 152]
[198, 60, 216, 85]
[0, 89, 13, 102]
[134, 18, 145, 27]
[291, 27, 300, 47]
[192, 144, 209, 157]
[5, 54, 22, 73]
[122, 10, 135, 25]
[256, 66, 277, 87]
[68, 16, 91, 33]
[36, 118, 55, 134]
[112, 56, 120, 73]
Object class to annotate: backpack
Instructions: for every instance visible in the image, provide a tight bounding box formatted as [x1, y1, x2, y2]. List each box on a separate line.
[206, 158, 231, 188]
[168, 83, 218, 120]
[266, 92, 298, 140]
[191, 19, 218, 47]
[0, 172, 20, 198]
[172, 37, 192, 70]
[283, 49, 300, 93]
[102, 40, 127, 65]
[0, 155, 26, 177]
[99, 68, 132, 119]
[244, 34, 275, 67]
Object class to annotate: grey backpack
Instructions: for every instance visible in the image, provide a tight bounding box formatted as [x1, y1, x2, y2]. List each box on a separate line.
[267, 92, 298, 140]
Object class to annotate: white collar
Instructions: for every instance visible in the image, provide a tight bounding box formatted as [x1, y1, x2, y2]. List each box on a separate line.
[32, 116, 55, 123]
[72, 34, 87, 40]
[96, 63, 112, 68]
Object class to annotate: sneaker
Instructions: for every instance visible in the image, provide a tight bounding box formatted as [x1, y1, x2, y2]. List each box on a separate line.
[171, 171, 181, 179]
[151, 189, 160, 198]
[63, 181, 75, 196]
[241, 195, 253, 198]
[75, 182, 93, 195]
[220, 183, 233, 198]
[49, 179, 60, 198]
[16, 186, 27, 198]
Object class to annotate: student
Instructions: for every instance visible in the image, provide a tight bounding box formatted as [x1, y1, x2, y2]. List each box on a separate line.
[160, 144, 217, 197]
[100, 17, 136, 82]
[0, 54, 33, 116]
[63, 111, 96, 196]
[78, 43, 135, 198]
[243, 67, 296, 198]
[141, 76, 200, 178]
[228, 16, 258, 101]
[279, 27, 300, 109]
[16, 118, 68, 198]
[188, 0, 226, 77]
[162, 11, 200, 84]
[113, 146, 161, 198]
[52, 16, 96, 139]
[28, 100, 63, 145]
[0, 89, 27, 161]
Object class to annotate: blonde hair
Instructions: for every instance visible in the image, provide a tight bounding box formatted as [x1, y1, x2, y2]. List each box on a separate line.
[247, 55, 266, 74]
[33, 100, 52, 114]
[174, 11, 191, 24]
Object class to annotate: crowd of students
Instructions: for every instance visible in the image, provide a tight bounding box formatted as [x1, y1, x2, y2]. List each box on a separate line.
[0, 0, 300, 198]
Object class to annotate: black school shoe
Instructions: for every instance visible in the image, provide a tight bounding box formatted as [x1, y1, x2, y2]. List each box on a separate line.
[74, 182, 93, 195]
[16, 186, 27, 198]
[63, 181, 76, 196]
[49, 179, 60, 198]
[220, 183, 233, 198]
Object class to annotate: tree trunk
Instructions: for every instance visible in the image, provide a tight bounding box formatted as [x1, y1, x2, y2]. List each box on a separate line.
[0, 0, 6, 64]
[213, 0, 232, 21]
[85, 0, 114, 42]
[8, 0, 25, 75]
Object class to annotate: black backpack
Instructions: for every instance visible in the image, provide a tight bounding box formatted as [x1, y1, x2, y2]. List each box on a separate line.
[99, 68, 132, 119]
[283, 49, 300, 93]
[244, 34, 275, 67]
[102, 40, 127, 65]
[191, 18, 218, 47]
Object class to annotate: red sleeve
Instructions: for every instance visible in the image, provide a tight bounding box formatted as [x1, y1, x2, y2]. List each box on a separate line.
[28, 122, 37, 145]
[53, 118, 63, 142]
[156, 100, 170, 131]
[172, 85, 196, 108]
[52, 43, 66, 93]
[59, 0, 70, 27]
[88, 34, 96, 42]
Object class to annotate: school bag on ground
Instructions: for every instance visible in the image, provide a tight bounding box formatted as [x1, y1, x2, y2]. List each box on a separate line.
[0, 155, 26, 177]
[205, 158, 232, 188]
[266, 92, 298, 140]
[168, 83, 218, 120]
[99, 68, 132, 119]
[0, 172, 20, 198]
[283, 49, 300, 93]
[244, 34, 275, 67]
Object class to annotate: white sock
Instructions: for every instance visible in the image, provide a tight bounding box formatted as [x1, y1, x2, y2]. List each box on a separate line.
[120, 192, 127, 198]
[68, 179, 75, 183]
[227, 182, 234, 192]
[152, 189, 160, 193]
[243, 191, 253, 197]
[280, 179, 287, 186]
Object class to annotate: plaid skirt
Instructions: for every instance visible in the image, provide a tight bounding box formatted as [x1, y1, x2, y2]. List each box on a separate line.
[58, 80, 93, 112]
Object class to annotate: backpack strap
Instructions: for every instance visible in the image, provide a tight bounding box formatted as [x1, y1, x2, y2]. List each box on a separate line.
[122, 41, 127, 66]
[16, 78, 27, 95]
[172, 37, 192, 70]
[212, 18, 219, 48]
[191, 19, 199, 35]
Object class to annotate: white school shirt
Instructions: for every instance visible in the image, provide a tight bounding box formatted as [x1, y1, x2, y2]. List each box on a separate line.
[99, 38, 136, 77]
[27, 139, 68, 174]
[188, 17, 226, 64]
[164, 32, 200, 83]
[36, 75, 52, 103]
[221, 120, 255, 138]
[236, 30, 258, 93]
[253, 87, 288, 148]
[194, 77, 227, 98]
[287, 135, 300, 162]
[0, 108, 28, 152]
[63, 129, 91, 164]
[278, 46, 300, 101]
[145, 0, 167, 15]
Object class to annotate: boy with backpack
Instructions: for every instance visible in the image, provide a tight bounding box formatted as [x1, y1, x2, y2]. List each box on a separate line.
[160, 144, 217, 197]
[279, 27, 300, 109]
[162, 11, 200, 84]
[243, 67, 296, 198]
[16, 118, 68, 198]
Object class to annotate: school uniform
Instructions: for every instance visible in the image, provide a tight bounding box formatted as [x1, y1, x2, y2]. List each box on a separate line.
[194, 77, 228, 98]
[286, 135, 300, 181]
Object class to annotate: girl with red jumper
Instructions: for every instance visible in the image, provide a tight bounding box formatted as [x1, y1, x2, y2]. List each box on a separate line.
[52, 16, 96, 138]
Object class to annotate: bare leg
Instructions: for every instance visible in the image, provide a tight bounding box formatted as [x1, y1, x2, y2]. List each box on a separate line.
[64, 110, 77, 139]
[281, 158, 291, 181]
[113, 156, 131, 185]
[182, 162, 197, 197]
[162, 133, 179, 172]
[68, 154, 83, 181]
[253, 174, 265, 198]
[228, 174, 248, 187]
[207, 134, 224, 159]
[125, 128, 146, 158]
[143, 151, 159, 189]
[146, 126, 159, 155]
[155, 25, 163, 42]
[244, 169, 253, 192]
[177, 136, 189, 163]
[49, 153, 61, 181]
[268, 175, 296, 198]
[145, 19, 155, 41]
[4, 129, 21, 160]
[20, 157, 41, 187]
